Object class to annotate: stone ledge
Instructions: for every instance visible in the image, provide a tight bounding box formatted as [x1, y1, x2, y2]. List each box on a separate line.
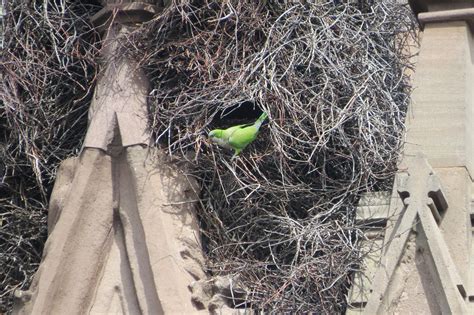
[419, 7, 474, 26]
[355, 192, 392, 227]
[410, 0, 474, 15]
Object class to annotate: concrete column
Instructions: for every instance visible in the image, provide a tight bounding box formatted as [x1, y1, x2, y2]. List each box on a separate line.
[404, 4, 474, 311]
[348, 1, 474, 314]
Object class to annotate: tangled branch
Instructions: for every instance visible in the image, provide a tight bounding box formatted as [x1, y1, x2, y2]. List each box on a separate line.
[0, 1, 100, 311]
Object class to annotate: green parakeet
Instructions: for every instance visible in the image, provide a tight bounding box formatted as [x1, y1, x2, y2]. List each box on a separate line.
[208, 112, 268, 158]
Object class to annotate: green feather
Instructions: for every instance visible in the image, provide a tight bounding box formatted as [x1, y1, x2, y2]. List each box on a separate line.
[208, 112, 268, 157]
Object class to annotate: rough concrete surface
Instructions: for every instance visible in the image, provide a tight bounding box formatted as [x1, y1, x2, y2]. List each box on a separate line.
[13, 147, 210, 315]
[405, 20, 474, 178]
[362, 154, 468, 314]
[83, 22, 151, 152]
[352, 157, 472, 314]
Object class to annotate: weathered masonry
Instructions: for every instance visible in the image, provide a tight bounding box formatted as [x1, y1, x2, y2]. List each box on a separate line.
[348, 0, 474, 314]
[12, 2, 214, 314]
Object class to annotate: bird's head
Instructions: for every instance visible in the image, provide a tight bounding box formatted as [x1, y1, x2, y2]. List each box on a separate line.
[208, 129, 223, 142]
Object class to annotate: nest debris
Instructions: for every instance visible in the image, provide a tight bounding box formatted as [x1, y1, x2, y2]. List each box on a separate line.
[0, 1, 100, 312]
[125, 0, 418, 312]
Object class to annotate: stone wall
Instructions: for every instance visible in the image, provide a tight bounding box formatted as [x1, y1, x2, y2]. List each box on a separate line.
[347, 1, 474, 314]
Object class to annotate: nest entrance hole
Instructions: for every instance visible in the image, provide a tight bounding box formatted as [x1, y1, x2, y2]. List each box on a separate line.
[213, 101, 265, 127]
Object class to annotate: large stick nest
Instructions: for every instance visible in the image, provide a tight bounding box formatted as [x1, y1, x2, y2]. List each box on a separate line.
[0, 0, 418, 313]
[0, 0, 100, 312]
[125, 0, 418, 312]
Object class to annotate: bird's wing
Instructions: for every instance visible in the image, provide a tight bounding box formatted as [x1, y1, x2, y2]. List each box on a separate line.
[228, 125, 258, 149]
[222, 124, 246, 140]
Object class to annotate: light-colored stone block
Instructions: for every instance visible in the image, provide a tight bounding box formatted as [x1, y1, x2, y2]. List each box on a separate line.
[348, 236, 384, 307]
[355, 192, 392, 226]
[405, 21, 474, 178]
[347, 192, 392, 311]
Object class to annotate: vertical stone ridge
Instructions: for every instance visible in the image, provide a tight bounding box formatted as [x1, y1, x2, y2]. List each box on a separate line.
[113, 148, 164, 314]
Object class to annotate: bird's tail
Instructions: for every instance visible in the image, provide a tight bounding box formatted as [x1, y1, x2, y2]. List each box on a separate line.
[255, 111, 268, 129]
